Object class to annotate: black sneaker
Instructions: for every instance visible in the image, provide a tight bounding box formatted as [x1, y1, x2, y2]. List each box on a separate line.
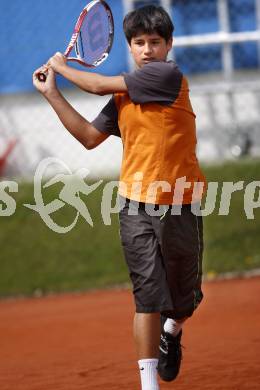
[158, 318, 183, 382]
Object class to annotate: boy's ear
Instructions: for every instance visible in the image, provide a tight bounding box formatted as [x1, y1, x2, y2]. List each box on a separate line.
[167, 37, 173, 51]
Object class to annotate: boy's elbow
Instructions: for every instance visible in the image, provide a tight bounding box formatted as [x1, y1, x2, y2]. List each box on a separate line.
[92, 84, 106, 96]
[83, 139, 97, 150]
[92, 77, 109, 96]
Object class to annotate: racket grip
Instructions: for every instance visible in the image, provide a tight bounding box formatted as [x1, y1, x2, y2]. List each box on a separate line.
[38, 72, 47, 82]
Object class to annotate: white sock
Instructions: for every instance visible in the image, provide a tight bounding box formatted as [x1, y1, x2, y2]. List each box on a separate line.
[138, 359, 160, 390]
[164, 318, 184, 337]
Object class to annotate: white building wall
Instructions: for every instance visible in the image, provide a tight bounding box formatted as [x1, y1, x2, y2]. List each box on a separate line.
[1, 77, 260, 179]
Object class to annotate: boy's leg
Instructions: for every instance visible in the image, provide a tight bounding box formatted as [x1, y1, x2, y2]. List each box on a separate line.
[160, 203, 204, 319]
[134, 312, 161, 359]
[157, 315, 185, 382]
[163, 316, 187, 336]
[157, 204, 204, 381]
[134, 313, 161, 390]
[133, 312, 186, 387]
[119, 198, 174, 390]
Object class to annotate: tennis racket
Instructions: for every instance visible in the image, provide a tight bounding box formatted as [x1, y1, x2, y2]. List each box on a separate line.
[38, 0, 114, 82]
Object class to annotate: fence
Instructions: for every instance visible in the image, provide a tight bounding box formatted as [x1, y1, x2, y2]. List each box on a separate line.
[1, 0, 260, 179]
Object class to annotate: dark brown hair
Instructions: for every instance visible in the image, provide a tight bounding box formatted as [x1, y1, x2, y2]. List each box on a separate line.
[123, 5, 174, 44]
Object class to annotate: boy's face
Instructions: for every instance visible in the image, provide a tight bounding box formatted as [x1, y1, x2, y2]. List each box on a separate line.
[129, 33, 173, 68]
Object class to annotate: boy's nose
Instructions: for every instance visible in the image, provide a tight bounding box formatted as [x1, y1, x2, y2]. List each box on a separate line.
[143, 43, 152, 54]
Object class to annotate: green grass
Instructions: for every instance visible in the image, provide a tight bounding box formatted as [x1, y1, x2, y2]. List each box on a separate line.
[0, 158, 260, 297]
[202, 158, 260, 275]
[0, 182, 127, 297]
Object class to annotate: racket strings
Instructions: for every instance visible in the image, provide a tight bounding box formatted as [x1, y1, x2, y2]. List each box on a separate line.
[77, 3, 112, 65]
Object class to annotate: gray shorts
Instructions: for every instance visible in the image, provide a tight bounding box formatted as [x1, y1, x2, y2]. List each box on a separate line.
[119, 197, 204, 320]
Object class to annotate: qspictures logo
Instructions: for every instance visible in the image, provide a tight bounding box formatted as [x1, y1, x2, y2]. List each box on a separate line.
[0, 157, 260, 234]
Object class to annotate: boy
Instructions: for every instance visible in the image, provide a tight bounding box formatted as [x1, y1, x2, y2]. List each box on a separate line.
[33, 5, 205, 390]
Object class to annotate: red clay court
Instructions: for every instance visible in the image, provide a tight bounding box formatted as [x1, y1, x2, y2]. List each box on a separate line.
[1, 277, 260, 390]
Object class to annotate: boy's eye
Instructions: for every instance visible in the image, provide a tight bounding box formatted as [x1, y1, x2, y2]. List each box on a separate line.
[134, 41, 160, 45]
[133, 39, 161, 46]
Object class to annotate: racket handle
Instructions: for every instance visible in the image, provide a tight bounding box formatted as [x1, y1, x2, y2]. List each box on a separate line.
[38, 72, 47, 82]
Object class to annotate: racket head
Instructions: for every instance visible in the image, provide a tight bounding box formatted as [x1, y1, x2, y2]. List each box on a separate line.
[66, 0, 114, 67]
[37, 0, 114, 82]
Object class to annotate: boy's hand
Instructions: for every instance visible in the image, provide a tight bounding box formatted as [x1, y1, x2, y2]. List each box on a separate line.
[47, 52, 67, 74]
[33, 66, 57, 96]
[33, 52, 67, 94]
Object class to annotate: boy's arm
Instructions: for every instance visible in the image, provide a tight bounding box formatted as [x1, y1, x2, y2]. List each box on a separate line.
[33, 67, 109, 149]
[39, 52, 127, 96]
[60, 67, 126, 96]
